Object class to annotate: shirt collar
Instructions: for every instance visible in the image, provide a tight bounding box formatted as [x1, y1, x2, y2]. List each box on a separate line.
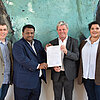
[27, 40, 34, 46]
[86, 36, 100, 44]
[0, 39, 8, 45]
[58, 35, 68, 44]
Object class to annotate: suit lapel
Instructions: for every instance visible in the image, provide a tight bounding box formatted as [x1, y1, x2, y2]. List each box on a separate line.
[55, 38, 59, 45]
[7, 41, 12, 56]
[27, 43, 37, 56]
[34, 41, 39, 54]
[22, 38, 37, 57]
[53, 38, 59, 45]
[0, 47, 4, 62]
[96, 41, 100, 61]
[66, 36, 70, 50]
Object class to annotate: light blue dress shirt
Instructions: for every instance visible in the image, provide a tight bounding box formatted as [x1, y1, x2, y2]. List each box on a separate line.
[0, 40, 10, 84]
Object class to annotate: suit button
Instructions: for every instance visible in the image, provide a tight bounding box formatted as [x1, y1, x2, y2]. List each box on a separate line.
[2, 73, 4, 75]
[29, 68, 33, 71]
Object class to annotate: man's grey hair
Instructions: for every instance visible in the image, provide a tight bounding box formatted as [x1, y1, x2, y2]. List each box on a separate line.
[56, 21, 68, 30]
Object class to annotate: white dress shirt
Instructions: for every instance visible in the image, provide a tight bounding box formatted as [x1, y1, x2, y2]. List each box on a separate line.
[82, 37, 99, 79]
[28, 41, 42, 77]
[59, 36, 68, 71]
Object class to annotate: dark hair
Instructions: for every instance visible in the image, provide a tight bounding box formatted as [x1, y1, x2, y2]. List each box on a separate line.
[88, 21, 100, 31]
[0, 23, 8, 28]
[22, 24, 35, 32]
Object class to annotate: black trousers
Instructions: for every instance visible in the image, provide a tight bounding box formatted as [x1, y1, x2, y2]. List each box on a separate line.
[53, 71, 74, 100]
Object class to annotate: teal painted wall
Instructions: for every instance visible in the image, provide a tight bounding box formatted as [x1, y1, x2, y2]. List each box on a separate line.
[3, 0, 99, 46]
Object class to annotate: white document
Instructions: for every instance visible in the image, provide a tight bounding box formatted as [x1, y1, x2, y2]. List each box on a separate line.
[47, 45, 62, 67]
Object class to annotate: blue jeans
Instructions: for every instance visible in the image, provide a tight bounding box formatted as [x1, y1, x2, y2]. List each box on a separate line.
[0, 84, 9, 100]
[83, 78, 100, 100]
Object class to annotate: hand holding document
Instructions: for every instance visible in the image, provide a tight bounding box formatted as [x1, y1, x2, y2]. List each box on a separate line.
[47, 45, 62, 67]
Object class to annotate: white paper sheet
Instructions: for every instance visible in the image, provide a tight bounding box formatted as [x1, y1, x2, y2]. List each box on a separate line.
[47, 45, 62, 67]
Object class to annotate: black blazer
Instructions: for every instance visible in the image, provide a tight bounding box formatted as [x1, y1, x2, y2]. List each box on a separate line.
[50, 36, 79, 81]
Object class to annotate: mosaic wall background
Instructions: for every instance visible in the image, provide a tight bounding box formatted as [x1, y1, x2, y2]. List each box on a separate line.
[0, 0, 99, 46]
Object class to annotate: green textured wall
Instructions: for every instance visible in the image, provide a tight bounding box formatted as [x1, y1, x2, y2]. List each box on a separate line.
[2, 0, 99, 46]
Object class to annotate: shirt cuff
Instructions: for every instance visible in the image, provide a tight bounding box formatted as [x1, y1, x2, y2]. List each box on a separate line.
[37, 64, 42, 77]
[37, 64, 40, 69]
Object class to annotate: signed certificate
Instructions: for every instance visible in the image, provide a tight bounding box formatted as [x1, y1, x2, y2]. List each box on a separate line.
[47, 45, 62, 67]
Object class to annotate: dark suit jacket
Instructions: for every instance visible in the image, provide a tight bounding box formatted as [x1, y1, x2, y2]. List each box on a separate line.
[50, 36, 79, 81]
[78, 40, 100, 85]
[13, 38, 46, 89]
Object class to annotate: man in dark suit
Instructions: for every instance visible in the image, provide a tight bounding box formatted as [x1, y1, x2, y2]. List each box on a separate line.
[13, 24, 48, 100]
[46, 21, 79, 100]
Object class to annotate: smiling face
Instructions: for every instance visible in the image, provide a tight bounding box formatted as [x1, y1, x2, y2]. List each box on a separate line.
[22, 28, 35, 42]
[90, 24, 100, 38]
[57, 25, 68, 41]
[0, 25, 8, 42]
